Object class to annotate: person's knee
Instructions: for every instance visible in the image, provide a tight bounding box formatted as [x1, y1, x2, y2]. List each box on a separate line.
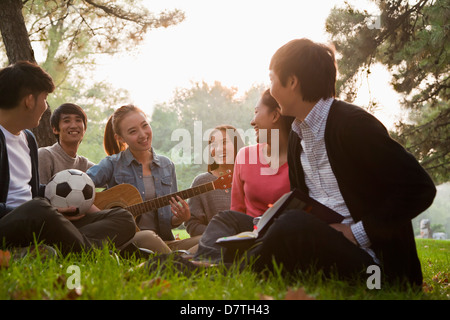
[24, 198, 61, 222]
[133, 230, 170, 253]
[253, 210, 323, 271]
[108, 208, 136, 234]
[269, 209, 318, 238]
[11, 198, 71, 237]
[213, 210, 238, 223]
[23, 197, 51, 211]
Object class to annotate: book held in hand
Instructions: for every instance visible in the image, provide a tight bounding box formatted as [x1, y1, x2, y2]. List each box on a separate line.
[216, 189, 344, 246]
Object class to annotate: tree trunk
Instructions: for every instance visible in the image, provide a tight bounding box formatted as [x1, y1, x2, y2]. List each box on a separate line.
[0, 0, 56, 147]
[0, 0, 35, 63]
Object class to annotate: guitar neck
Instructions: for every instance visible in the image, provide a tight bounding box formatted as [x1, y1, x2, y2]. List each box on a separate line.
[126, 181, 216, 219]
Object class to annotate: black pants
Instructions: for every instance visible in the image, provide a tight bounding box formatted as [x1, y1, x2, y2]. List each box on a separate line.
[0, 198, 136, 255]
[195, 209, 376, 278]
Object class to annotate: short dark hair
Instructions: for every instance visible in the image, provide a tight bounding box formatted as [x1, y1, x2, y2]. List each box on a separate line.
[0, 61, 55, 109]
[269, 38, 336, 102]
[50, 103, 88, 141]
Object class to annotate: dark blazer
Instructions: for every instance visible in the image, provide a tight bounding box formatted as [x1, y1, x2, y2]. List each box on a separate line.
[288, 99, 436, 286]
[0, 129, 42, 218]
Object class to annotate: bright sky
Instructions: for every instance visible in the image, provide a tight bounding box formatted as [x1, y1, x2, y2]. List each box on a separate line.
[93, 0, 403, 129]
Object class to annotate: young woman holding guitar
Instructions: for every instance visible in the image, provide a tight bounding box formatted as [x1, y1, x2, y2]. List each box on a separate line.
[87, 105, 232, 254]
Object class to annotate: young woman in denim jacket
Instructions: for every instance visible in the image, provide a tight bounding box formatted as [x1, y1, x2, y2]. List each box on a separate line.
[87, 105, 199, 254]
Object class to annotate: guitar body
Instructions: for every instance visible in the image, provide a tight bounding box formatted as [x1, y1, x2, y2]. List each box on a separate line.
[93, 171, 233, 221]
[94, 184, 142, 210]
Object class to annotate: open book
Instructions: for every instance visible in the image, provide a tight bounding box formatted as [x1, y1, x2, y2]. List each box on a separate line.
[216, 189, 344, 245]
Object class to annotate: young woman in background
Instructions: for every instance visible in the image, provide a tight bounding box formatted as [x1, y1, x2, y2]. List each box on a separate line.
[186, 125, 244, 237]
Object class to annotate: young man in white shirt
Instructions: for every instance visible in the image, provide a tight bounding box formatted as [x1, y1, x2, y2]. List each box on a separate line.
[0, 61, 136, 255]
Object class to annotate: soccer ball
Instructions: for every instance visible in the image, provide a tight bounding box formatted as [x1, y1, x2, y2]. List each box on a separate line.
[45, 169, 95, 215]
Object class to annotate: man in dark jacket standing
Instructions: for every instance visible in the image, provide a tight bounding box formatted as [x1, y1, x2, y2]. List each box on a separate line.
[250, 38, 436, 287]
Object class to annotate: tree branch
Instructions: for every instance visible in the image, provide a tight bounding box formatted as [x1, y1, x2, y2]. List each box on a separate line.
[82, 0, 150, 26]
[374, 0, 431, 47]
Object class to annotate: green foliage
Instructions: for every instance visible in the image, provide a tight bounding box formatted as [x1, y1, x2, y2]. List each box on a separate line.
[413, 182, 450, 236]
[150, 104, 181, 153]
[74, 81, 131, 163]
[326, 0, 450, 183]
[325, 3, 380, 101]
[0, 0, 185, 147]
[392, 102, 450, 185]
[23, 0, 185, 73]
[152, 81, 262, 151]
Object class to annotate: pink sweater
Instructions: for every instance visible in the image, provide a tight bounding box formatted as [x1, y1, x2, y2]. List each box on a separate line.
[231, 144, 290, 218]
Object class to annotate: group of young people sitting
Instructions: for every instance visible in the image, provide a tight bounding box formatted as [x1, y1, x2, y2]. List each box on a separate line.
[0, 38, 436, 288]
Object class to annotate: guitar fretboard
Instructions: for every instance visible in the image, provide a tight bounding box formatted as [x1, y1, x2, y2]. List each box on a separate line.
[126, 181, 215, 218]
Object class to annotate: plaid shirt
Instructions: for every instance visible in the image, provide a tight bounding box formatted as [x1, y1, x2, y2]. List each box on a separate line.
[292, 98, 378, 263]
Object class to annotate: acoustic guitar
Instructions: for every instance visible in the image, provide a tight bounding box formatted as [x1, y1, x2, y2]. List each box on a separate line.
[94, 171, 233, 220]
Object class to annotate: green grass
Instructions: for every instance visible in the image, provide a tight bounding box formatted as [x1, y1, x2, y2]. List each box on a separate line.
[0, 238, 449, 300]
[415, 238, 450, 299]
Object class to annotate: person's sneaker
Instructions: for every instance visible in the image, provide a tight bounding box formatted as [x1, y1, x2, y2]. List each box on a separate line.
[118, 242, 154, 260]
[172, 249, 195, 260]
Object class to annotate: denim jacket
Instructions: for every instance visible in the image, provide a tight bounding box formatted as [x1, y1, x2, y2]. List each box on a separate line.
[87, 148, 177, 240]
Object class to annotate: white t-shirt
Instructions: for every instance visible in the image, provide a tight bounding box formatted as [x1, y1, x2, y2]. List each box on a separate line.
[0, 125, 32, 208]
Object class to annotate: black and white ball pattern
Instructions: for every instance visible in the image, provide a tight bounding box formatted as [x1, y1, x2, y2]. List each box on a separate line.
[45, 169, 95, 214]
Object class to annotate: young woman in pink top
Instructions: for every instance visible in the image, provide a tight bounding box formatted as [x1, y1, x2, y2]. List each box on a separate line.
[231, 89, 294, 217]
[194, 89, 294, 262]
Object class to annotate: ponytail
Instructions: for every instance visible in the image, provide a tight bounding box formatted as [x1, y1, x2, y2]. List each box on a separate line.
[103, 114, 126, 156]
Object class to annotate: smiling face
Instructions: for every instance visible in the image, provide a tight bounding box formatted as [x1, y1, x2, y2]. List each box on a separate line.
[53, 113, 86, 145]
[115, 111, 153, 152]
[250, 99, 277, 143]
[209, 129, 235, 165]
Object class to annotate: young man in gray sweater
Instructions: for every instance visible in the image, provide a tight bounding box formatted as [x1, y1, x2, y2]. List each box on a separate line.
[38, 103, 94, 184]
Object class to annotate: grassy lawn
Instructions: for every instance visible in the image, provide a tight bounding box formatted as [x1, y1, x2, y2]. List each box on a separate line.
[0, 237, 448, 301]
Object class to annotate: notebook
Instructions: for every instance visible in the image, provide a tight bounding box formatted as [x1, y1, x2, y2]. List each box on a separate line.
[216, 189, 344, 245]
